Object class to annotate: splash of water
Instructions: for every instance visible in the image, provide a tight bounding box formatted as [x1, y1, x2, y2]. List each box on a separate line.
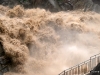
[0, 5, 99, 75]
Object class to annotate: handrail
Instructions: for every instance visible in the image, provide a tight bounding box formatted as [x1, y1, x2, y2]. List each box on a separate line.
[59, 53, 100, 75]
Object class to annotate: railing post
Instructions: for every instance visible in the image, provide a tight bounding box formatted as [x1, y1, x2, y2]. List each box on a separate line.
[90, 57, 92, 70]
[86, 63, 88, 73]
[64, 70, 66, 75]
[66, 71, 68, 75]
[98, 56, 100, 63]
[84, 62, 85, 74]
[78, 65, 80, 75]
[94, 55, 96, 67]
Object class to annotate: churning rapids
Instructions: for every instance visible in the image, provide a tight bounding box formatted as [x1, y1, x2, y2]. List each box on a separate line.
[0, 5, 100, 75]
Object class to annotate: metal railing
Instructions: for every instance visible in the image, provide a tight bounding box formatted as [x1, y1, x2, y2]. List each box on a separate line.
[59, 53, 100, 75]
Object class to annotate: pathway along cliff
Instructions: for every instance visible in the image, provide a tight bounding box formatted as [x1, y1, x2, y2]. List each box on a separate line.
[0, 5, 100, 75]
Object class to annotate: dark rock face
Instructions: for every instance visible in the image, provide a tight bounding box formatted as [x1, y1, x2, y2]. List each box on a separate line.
[0, 42, 9, 75]
[0, 42, 5, 57]
[0, 0, 9, 5]
[84, 0, 100, 12]
[0, 0, 19, 8]
[0, 0, 4, 4]
[92, 0, 100, 5]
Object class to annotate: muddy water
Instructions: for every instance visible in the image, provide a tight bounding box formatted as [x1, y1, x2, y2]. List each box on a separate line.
[0, 5, 100, 75]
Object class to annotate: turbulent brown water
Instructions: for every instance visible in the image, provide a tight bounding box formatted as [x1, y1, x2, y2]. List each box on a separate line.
[0, 5, 100, 75]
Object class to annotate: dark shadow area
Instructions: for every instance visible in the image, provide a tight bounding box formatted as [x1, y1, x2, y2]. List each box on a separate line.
[0, 0, 74, 12]
[0, 42, 11, 75]
[89, 63, 100, 75]
[0, 42, 5, 57]
[92, 0, 100, 6]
